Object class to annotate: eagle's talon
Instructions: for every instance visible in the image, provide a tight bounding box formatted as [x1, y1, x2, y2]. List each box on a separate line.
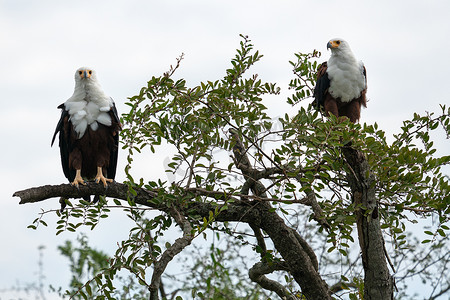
[71, 170, 86, 187]
[95, 176, 113, 187]
[95, 167, 113, 187]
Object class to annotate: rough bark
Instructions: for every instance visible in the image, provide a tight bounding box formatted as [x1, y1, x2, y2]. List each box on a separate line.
[342, 145, 394, 299]
[249, 261, 296, 300]
[13, 182, 158, 206]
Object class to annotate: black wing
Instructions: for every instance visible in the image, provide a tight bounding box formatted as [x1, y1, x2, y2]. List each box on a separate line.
[312, 62, 330, 109]
[52, 103, 75, 182]
[107, 99, 121, 180]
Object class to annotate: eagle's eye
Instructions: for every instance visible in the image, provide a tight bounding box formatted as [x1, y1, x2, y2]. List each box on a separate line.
[88, 70, 92, 75]
[336, 40, 341, 45]
[78, 71, 83, 75]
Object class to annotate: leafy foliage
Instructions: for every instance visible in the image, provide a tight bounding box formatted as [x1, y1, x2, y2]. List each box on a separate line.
[121, 35, 279, 193]
[57, 233, 110, 299]
[172, 233, 270, 299]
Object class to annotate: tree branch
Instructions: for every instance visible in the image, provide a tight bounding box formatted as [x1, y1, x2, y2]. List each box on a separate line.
[429, 283, 450, 300]
[292, 229, 319, 271]
[297, 177, 331, 232]
[185, 187, 310, 204]
[149, 207, 194, 300]
[250, 224, 267, 260]
[13, 182, 158, 206]
[249, 261, 297, 300]
[329, 281, 360, 294]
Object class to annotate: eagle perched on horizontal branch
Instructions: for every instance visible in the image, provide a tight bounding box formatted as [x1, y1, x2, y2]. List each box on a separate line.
[313, 38, 367, 122]
[52, 67, 121, 195]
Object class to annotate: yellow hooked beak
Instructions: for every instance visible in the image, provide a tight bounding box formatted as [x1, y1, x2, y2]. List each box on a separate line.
[327, 40, 341, 49]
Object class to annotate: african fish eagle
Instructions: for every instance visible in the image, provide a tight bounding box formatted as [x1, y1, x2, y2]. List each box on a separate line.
[52, 67, 121, 193]
[313, 38, 367, 122]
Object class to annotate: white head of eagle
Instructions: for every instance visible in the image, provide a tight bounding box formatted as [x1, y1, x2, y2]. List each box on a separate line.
[313, 38, 367, 123]
[64, 67, 114, 138]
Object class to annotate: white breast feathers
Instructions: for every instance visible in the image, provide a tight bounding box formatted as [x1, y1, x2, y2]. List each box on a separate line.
[65, 82, 113, 138]
[327, 58, 366, 103]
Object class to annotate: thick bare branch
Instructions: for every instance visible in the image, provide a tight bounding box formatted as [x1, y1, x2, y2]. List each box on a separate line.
[249, 261, 297, 300]
[13, 182, 158, 206]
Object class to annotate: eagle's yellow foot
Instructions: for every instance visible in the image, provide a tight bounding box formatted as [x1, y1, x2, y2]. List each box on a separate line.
[95, 167, 113, 187]
[71, 170, 86, 187]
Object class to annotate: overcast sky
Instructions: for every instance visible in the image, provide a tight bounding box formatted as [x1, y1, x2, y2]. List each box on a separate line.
[1, 0, 449, 298]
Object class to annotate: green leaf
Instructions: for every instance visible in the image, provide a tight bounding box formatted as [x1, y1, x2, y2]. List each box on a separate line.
[78, 290, 88, 300]
[85, 282, 92, 296]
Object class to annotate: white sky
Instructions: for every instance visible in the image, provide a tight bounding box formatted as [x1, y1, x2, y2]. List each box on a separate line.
[1, 0, 449, 298]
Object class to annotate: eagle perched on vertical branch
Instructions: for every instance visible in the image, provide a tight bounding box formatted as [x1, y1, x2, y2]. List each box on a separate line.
[52, 67, 121, 197]
[313, 38, 367, 122]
